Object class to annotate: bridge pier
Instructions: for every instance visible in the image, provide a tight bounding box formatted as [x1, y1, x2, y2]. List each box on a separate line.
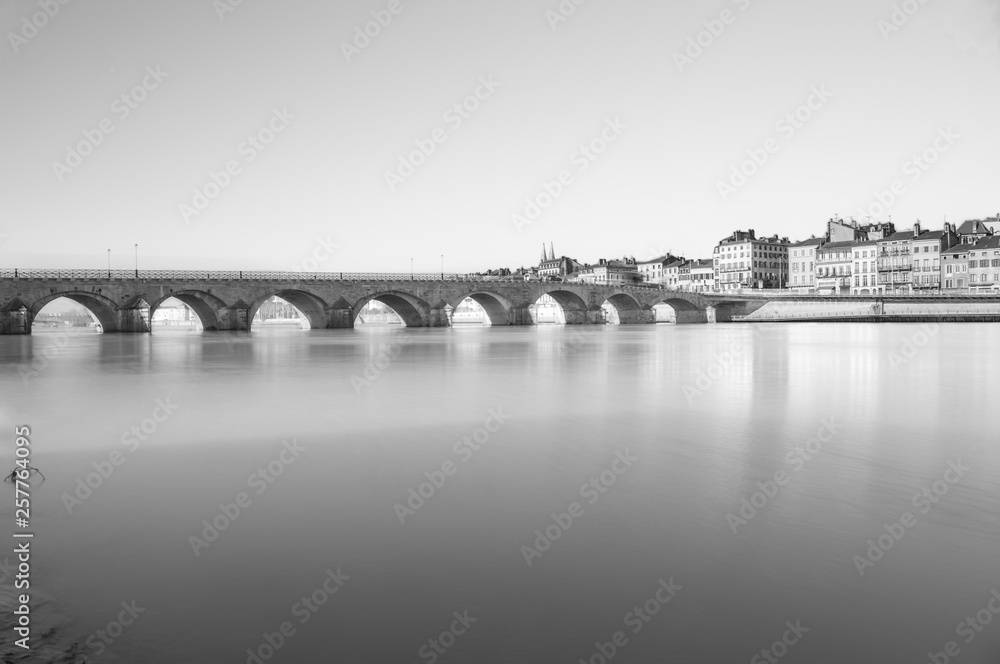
[0, 301, 30, 334]
[428, 306, 451, 327]
[216, 304, 249, 332]
[616, 309, 655, 325]
[325, 299, 355, 329]
[674, 309, 708, 325]
[117, 299, 151, 333]
[509, 307, 534, 326]
[560, 310, 590, 325]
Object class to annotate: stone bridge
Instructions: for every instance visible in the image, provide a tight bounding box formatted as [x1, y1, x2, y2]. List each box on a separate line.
[0, 270, 762, 334]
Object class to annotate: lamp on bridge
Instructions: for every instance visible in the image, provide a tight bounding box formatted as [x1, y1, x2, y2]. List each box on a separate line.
[411, 258, 413, 281]
[134, 243, 138, 278]
[440, 254, 444, 281]
[107, 248, 111, 279]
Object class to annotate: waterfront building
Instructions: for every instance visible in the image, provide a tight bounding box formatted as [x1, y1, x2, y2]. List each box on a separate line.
[663, 256, 686, 289]
[967, 236, 1000, 291]
[571, 257, 640, 284]
[679, 259, 716, 292]
[815, 241, 854, 294]
[910, 223, 956, 291]
[713, 229, 790, 290]
[637, 254, 682, 284]
[851, 240, 881, 294]
[789, 237, 824, 290]
[956, 218, 995, 245]
[876, 223, 921, 294]
[941, 245, 970, 290]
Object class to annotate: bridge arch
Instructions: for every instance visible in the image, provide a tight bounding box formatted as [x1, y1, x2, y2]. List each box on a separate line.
[249, 290, 329, 329]
[600, 292, 649, 324]
[449, 291, 516, 326]
[30, 291, 122, 332]
[149, 291, 227, 331]
[354, 292, 432, 327]
[533, 289, 590, 325]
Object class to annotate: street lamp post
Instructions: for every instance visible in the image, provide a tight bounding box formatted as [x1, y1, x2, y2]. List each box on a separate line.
[411, 258, 413, 281]
[107, 249, 111, 279]
[440, 254, 444, 281]
[134, 244, 138, 278]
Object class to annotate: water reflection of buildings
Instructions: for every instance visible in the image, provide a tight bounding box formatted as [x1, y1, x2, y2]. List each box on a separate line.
[253, 296, 302, 323]
[357, 299, 402, 325]
[528, 294, 565, 324]
[451, 298, 487, 325]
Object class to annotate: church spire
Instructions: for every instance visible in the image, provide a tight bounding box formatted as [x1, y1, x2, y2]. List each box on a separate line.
[540, 244, 547, 263]
[549, 241, 555, 261]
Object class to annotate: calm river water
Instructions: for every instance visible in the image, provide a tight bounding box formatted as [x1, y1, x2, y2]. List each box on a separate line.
[1, 323, 998, 663]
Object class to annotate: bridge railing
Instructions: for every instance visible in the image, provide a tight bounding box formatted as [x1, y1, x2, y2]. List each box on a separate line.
[0, 269, 672, 289]
[0, 269, 532, 282]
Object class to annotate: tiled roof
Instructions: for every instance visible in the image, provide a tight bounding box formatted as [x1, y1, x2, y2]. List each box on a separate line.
[957, 219, 994, 235]
[819, 240, 856, 250]
[880, 230, 915, 242]
[970, 236, 1000, 251]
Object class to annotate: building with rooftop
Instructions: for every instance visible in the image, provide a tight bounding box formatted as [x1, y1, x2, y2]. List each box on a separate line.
[851, 240, 881, 294]
[637, 254, 683, 285]
[815, 241, 854, 294]
[713, 229, 790, 290]
[956, 218, 996, 245]
[537, 243, 583, 280]
[789, 237, 824, 291]
[966, 236, 1000, 291]
[678, 259, 716, 292]
[910, 223, 957, 291]
[941, 244, 970, 291]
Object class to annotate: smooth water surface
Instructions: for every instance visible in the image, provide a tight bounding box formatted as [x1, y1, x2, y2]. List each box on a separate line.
[1, 323, 998, 663]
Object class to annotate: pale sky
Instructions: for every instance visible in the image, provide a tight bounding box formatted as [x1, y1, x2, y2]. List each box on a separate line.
[1, 0, 998, 272]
